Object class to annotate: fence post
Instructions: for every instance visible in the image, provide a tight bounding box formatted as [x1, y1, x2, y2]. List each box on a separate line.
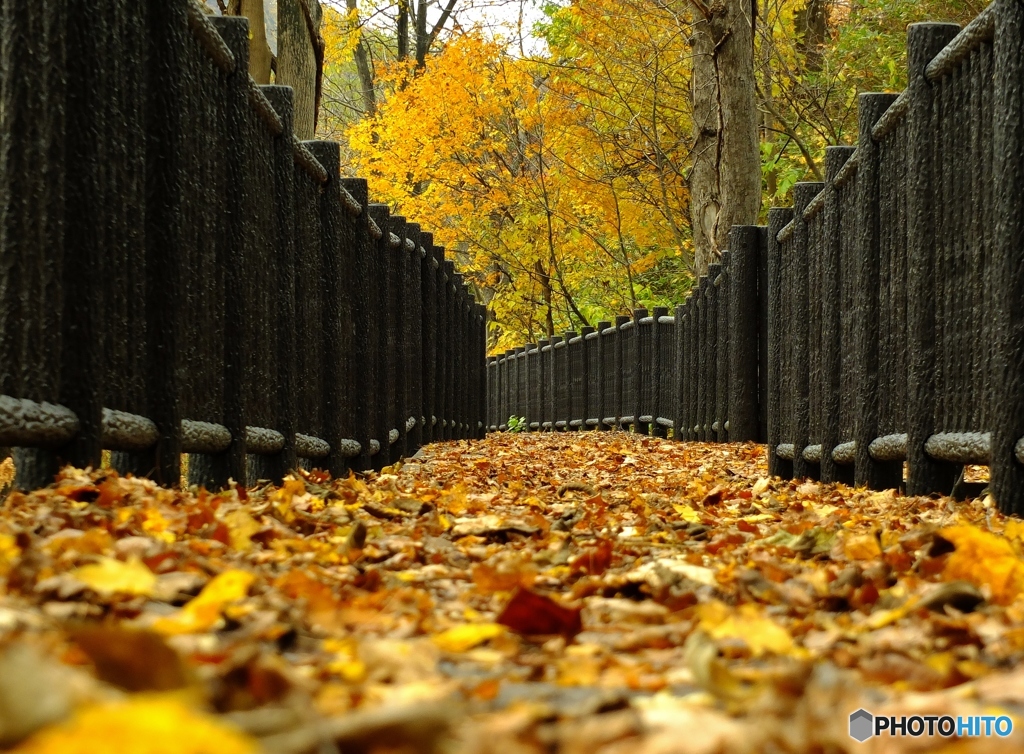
[475, 304, 487, 438]
[767, 207, 794, 478]
[675, 302, 688, 441]
[851, 94, 902, 490]
[561, 331, 577, 430]
[137, 1, 189, 486]
[702, 273, 720, 442]
[581, 325, 598, 430]
[728, 227, 762, 441]
[686, 295, 698, 441]
[437, 259, 452, 440]
[367, 203, 393, 469]
[189, 17, 252, 488]
[339, 178, 374, 470]
[444, 266, 459, 439]
[716, 256, 731, 442]
[629, 309, 646, 434]
[693, 280, 707, 441]
[452, 270, 464, 439]
[518, 342, 529, 430]
[820, 147, 857, 484]
[486, 352, 493, 434]
[86, 0, 148, 479]
[547, 336, 561, 429]
[535, 339, 548, 430]
[387, 216, 409, 452]
[0, 0, 68, 488]
[609, 317, 625, 428]
[990, 1, 1024, 514]
[498, 349, 510, 430]
[430, 246, 446, 440]
[418, 237, 437, 445]
[650, 308, 669, 437]
[595, 321, 611, 431]
[906, 22, 962, 496]
[791, 183, 823, 478]
[530, 340, 542, 431]
[303, 141, 350, 478]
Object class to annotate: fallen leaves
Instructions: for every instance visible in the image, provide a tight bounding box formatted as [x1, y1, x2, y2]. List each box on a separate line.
[937, 525, 1024, 604]
[12, 695, 257, 754]
[432, 623, 505, 653]
[70, 557, 156, 598]
[697, 601, 795, 658]
[2, 435, 1024, 753]
[152, 570, 254, 635]
[496, 589, 583, 639]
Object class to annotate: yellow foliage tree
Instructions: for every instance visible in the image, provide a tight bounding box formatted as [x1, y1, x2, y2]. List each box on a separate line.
[349, 22, 693, 350]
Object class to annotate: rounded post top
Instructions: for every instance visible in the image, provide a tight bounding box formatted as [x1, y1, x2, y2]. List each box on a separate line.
[793, 182, 824, 211]
[614, 315, 630, 326]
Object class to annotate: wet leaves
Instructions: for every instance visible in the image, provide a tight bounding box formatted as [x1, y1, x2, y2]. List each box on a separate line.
[2, 434, 1024, 751]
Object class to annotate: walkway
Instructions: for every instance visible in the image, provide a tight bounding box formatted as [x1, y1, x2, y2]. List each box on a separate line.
[0, 434, 1021, 752]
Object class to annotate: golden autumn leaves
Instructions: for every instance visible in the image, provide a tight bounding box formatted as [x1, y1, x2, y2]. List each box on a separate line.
[3, 435, 1024, 751]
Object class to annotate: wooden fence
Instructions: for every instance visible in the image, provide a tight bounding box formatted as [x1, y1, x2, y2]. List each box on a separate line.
[0, 0, 486, 491]
[488, 0, 1024, 515]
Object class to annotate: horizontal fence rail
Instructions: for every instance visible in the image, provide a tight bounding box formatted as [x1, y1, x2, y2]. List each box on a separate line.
[0, 0, 486, 490]
[487, 0, 1024, 516]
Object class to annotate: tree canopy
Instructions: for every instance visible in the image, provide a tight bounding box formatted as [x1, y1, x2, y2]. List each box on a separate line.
[320, 0, 981, 352]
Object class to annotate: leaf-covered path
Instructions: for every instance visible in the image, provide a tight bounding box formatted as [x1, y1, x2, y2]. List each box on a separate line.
[2, 433, 1024, 752]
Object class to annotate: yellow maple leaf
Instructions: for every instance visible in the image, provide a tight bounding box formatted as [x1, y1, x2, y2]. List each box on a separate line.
[222, 510, 261, 551]
[938, 525, 1024, 604]
[431, 623, 505, 653]
[844, 533, 882, 561]
[71, 557, 156, 597]
[697, 601, 794, 657]
[153, 570, 254, 635]
[13, 694, 256, 754]
[672, 504, 702, 523]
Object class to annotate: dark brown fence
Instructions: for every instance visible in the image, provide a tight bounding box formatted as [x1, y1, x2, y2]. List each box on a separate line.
[0, 0, 486, 490]
[488, 0, 1024, 515]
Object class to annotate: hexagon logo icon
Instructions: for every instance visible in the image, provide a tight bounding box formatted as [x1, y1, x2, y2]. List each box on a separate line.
[849, 709, 874, 743]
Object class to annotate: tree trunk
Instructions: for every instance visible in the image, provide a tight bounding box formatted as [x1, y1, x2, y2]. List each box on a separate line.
[397, 1, 410, 61]
[228, 0, 273, 84]
[345, 0, 377, 117]
[278, 0, 324, 139]
[688, 0, 761, 277]
[796, 0, 829, 71]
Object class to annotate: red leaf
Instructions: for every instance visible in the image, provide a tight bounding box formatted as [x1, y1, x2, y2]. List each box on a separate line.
[570, 538, 614, 576]
[497, 588, 583, 639]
